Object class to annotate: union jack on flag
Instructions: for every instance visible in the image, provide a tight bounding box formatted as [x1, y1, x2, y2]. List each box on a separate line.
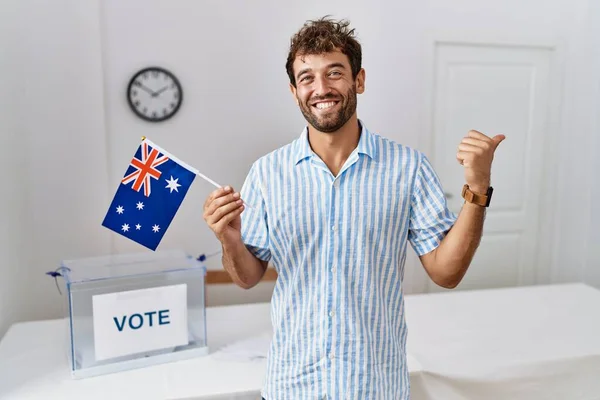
[102, 138, 197, 250]
[121, 142, 169, 197]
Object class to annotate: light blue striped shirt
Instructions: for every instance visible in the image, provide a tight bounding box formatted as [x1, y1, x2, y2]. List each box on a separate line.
[240, 120, 456, 399]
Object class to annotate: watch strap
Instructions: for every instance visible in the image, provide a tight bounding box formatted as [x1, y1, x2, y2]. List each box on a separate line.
[461, 184, 493, 207]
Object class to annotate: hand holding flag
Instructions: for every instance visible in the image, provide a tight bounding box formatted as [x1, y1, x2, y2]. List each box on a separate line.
[202, 185, 245, 244]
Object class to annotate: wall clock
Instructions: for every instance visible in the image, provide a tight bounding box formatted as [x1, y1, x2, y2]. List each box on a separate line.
[127, 67, 183, 122]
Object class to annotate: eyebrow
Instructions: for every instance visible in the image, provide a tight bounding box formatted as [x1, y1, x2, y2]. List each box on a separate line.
[296, 62, 347, 80]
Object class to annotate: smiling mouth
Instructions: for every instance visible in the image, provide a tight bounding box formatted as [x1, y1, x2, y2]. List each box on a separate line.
[312, 101, 339, 111]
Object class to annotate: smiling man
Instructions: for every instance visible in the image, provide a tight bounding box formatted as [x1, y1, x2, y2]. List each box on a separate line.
[202, 16, 504, 399]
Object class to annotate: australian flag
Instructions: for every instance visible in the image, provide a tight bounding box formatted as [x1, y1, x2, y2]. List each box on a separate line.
[102, 139, 196, 250]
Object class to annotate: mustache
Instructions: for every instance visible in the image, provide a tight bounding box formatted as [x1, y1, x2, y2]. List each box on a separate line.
[309, 94, 342, 104]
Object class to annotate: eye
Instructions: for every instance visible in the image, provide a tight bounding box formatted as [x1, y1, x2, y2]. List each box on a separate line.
[329, 71, 342, 77]
[299, 75, 313, 83]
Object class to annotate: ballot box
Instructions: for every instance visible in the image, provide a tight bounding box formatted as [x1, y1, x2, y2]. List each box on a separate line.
[57, 249, 208, 378]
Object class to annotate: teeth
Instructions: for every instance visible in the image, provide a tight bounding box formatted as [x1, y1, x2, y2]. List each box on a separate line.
[315, 101, 336, 109]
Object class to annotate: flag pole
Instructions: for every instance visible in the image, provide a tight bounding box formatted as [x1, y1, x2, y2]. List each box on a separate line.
[140, 136, 253, 210]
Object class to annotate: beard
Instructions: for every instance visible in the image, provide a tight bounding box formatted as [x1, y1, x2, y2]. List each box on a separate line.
[298, 85, 357, 133]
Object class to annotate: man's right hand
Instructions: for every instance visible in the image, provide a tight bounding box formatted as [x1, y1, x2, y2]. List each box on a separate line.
[203, 186, 245, 244]
[203, 185, 268, 289]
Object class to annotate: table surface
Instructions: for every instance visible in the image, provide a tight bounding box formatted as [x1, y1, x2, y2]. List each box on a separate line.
[1, 283, 599, 400]
[404, 282, 600, 400]
[0, 302, 274, 400]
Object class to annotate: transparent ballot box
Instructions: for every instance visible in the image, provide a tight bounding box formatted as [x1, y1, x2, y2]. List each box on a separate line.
[58, 250, 208, 379]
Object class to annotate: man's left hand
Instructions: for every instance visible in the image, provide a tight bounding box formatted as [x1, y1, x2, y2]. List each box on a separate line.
[456, 130, 505, 193]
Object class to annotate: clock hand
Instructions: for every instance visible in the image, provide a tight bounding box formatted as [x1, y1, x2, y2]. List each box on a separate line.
[136, 84, 154, 95]
[152, 86, 169, 97]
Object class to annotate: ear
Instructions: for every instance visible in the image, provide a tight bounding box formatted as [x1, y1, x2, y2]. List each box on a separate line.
[289, 83, 299, 105]
[355, 68, 366, 94]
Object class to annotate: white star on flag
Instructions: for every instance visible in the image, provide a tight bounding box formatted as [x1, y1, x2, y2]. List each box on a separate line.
[152, 224, 160, 233]
[165, 176, 181, 193]
[116, 205, 124, 214]
[136, 201, 144, 210]
[135, 224, 141, 230]
[121, 223, 130, 232]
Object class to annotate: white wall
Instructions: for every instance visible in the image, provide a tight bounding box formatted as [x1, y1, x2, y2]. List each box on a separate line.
[0, 0, 110, 337]
[549, 0, 599, 284]
[583, 0, 600, 288]
[1, 0, 599, 336]
[0, 1, 28, 339]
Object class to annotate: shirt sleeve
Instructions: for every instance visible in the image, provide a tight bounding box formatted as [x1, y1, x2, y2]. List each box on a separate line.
[408, 154, 457, 256]
[239, 162, 271, 263]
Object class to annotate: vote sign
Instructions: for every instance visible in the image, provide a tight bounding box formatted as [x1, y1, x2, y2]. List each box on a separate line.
[92, 284, 189, 361]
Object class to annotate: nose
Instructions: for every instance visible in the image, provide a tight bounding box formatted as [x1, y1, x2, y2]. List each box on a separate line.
[313, 75, 332, 97]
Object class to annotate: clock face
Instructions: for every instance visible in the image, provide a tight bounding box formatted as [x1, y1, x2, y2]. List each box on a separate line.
[127, 67, 183, 122]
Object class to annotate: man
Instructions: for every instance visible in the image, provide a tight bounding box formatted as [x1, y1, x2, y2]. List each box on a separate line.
[203, 16, 504, 399]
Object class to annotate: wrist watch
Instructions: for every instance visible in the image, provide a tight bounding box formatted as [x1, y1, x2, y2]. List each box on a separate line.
[461, 184, 493, 207]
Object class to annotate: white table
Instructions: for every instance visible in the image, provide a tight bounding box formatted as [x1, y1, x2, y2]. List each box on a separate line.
[1, 283, 599, 399]
[405, 282, 600, 400]
[0, 302, 273, 400]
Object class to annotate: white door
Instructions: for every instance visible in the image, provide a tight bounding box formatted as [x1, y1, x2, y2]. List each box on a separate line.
[429, 42, 553, 291]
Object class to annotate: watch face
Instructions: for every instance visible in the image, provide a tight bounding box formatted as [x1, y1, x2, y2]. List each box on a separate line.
[127, 67, 183, 122]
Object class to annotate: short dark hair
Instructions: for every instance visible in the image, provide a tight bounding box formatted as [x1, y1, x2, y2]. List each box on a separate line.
[286, 16, 362, 87]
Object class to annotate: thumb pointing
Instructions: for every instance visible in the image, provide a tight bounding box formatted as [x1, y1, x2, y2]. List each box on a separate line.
[492, 134, 506, 150]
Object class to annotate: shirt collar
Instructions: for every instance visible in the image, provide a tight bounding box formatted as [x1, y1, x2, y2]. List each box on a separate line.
[293, 119, 376, 165]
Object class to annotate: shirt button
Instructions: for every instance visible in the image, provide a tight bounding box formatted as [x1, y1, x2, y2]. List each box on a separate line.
[331, 225, 336, 231]
[329, 352, 335, 359]
[329, 311, 335, 317]
[331, 267, 336, 273]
